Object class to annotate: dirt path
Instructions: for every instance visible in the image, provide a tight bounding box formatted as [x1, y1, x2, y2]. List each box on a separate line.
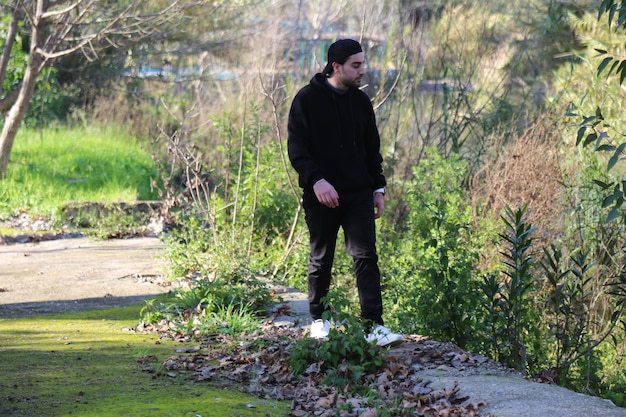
[0, 236, 170, 318]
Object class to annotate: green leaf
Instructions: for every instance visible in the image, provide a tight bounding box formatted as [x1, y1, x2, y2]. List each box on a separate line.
[618, 60, 626, 84]
[606, 207, 620, 223]
[595, 107, 605, 119]
[608, 150, 620, 171]
[583, 132, 598, 147]
[597, 144, 615, 151]
[576, 126, 586, 146]
[598, 0, 610, 19]
[603, 193, 616, 208]
[598, 56, 613, 75]
[593, 179, 612, 189]
[608, 58, 621, 76]
[599, 131, 611, 142]
[608, 2, 618, 28]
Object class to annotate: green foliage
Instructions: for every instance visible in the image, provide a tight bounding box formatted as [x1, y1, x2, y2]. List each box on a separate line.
[383, 150, 491, 350]
[139, 298, 172, 324]
[478, 205, 541, 373]
[158, 108, 301, 278]
[555, 4, 626, 397]
[0, 18, 76, 124]
[573, 107, 626, 224]
[196, 302, 261, 336]
[150, 105, 306, 336]
[541, 245, 596, 375]
[477, 272, 507, 360]
[161, 215, 213, 279]
[599, 0, 626, 33]
[176, 263, 273, 314]
[0, 126, 159, 219]
[140, 261, 273, 337]
[289, 292, 384, 395]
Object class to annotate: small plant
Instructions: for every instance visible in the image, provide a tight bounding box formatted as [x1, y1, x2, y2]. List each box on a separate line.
[541, 245, 595, 378]
[139, 299, 168, 325]
[197, 302, 260, 336]
[288, 292, 385, 396]
[142, 260, 274, 338]
[478, 273, 507, 360]
[479, 204, 541, 374]
[499, 204, 536, 373]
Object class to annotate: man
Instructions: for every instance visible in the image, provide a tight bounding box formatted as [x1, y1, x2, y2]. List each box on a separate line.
[287, 38, 404, 347]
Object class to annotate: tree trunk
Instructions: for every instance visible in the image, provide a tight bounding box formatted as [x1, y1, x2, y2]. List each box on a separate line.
[0, 2, 45, 180]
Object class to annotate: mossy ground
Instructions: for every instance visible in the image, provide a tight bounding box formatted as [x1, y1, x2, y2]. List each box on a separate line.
[0, 305, 289, 416]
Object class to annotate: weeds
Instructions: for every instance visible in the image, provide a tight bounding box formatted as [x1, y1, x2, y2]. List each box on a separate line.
[289, 292, 384, 397]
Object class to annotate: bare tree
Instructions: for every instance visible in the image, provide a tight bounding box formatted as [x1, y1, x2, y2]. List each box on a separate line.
[0, 0, 218, 179]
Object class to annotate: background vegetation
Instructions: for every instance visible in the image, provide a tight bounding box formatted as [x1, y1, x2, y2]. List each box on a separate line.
[3, 0, 626, 408]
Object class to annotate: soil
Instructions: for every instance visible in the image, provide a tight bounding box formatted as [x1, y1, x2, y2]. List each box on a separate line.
[2, 231, 626, 416]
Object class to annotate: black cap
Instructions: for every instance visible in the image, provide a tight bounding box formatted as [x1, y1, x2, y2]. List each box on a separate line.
[321, 39, 363, 76]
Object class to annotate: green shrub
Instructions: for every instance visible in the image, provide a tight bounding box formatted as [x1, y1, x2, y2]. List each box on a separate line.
[479, 205, 542, 372]
[383, 149, 490, 350]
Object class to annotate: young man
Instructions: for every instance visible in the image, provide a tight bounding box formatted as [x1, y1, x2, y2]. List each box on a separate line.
[287, 39, 404, 347]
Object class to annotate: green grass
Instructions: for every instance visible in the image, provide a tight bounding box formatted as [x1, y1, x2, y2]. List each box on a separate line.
[0, 126, 159, 219]
[0, 305, 289, 417]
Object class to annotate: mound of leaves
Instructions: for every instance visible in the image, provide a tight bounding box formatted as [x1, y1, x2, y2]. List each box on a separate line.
[137, 314, 511, 416]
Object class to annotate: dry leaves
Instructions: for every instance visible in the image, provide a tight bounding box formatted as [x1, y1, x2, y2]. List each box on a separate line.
[141, 321, 502, 416]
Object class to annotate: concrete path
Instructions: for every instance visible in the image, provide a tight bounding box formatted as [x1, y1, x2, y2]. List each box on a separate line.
[0, 236, 169, 317]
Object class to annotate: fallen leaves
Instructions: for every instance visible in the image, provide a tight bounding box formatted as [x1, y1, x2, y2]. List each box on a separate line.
[145, 321, 499, 416]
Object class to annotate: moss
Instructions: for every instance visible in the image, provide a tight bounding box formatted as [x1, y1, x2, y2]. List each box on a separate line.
[0, 306, 288, 416]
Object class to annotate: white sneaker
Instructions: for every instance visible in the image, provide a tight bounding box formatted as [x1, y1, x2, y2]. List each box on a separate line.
[309, 319, 331, 339]
[366, 324, 405, 347]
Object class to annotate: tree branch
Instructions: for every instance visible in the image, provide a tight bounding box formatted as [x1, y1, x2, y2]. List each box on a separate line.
[32, 0, 195, 62]
[40, 0, 85, 19]
[0, 84, 22, 113]
[16, 0, 35, 27]
[0, 3, 22, 95]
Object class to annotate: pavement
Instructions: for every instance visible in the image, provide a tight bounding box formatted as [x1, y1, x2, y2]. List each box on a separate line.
[0, 236, 170, 318]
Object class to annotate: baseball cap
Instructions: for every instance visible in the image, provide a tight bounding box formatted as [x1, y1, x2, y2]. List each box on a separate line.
[321, 39, 363, 76]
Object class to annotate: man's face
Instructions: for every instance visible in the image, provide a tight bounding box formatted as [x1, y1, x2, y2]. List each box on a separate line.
[335, 52, 366, 88]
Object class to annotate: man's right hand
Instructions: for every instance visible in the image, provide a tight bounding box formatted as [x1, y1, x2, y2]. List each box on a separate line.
[313, 179, 339, 208]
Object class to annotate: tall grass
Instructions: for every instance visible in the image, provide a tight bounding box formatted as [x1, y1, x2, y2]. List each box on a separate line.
[0, 126, 158, 219]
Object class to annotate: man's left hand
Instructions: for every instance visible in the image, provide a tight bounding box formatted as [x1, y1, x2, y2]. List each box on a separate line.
[374, 192, 385, 219]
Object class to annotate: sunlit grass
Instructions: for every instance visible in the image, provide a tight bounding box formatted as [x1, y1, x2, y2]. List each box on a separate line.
[0, 306, 288, 416]
[0, 126, 159, 219]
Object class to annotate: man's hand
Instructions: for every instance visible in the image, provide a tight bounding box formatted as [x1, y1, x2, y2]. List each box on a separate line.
[374, 191, 385, 219]
[313, 179, 339, 208]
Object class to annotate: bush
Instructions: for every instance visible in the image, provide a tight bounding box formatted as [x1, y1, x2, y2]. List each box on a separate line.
[382, 149, 493, 350]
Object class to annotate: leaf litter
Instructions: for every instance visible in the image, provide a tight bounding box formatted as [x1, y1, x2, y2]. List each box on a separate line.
[136, 312, 518, 417]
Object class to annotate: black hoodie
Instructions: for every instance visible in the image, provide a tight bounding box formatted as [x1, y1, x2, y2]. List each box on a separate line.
[287, 73, 386, 195]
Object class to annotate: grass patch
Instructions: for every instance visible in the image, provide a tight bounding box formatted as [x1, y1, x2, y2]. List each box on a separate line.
[0, 126, 159, 219]
[0, 305, 289, 417]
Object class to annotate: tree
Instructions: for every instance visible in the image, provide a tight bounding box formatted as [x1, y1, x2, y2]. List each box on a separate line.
[0, 0, 218, 180]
